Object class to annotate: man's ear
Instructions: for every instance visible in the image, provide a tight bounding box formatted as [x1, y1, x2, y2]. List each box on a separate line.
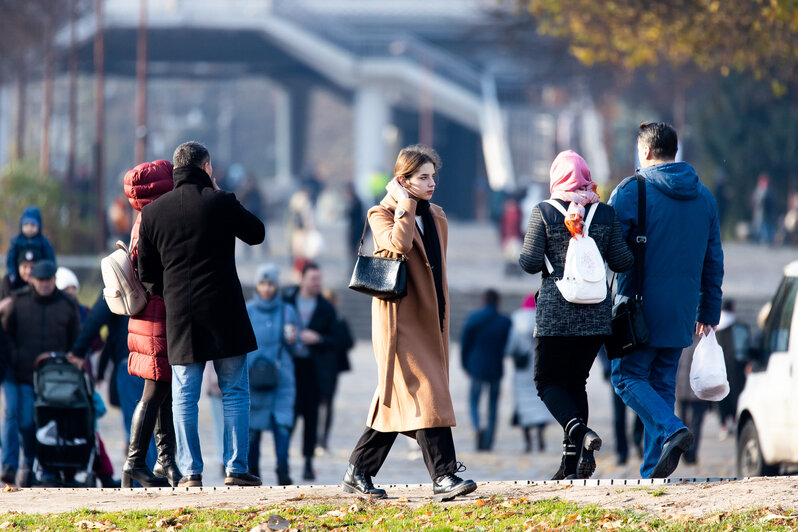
[641, 145, 651, 161]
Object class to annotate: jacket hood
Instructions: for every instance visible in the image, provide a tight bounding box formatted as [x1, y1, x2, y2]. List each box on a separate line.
[124, 160, 174, 211]
[19, 206, 43, 231]
[640, 162, 700, 200]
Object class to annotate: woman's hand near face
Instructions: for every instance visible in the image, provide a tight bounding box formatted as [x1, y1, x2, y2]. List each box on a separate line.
[386, 177, 409, 202]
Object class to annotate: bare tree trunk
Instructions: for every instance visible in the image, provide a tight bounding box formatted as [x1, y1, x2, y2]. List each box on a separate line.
[66, 0, 78, 190]
[95, 0, 107, 252]
[134, 0, 148, 165]
[14, 64, 26, 160]
[40, 17, 54, 175]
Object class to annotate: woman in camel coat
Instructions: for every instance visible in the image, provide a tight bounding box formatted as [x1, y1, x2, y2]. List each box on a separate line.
[342, 145, 476, 502]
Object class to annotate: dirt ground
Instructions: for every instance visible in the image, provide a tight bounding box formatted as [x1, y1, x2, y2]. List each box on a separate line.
[1, 477, 797, 519]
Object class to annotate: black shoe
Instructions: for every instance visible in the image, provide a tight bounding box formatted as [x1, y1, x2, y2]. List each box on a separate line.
[651, 428, 694, 479]
[576, 429, 602, 479]
[432, 470, 477, 502]
[99, 475, 121, 488]
[276, 464, 292, 486]
[225, 472, 262, 486]
[551, 441, 578, 480]
[177, 474, 202, 487]
[303, 457, 315, 481]
[341, 464, 387, 499]
[1, 466, 16, 486]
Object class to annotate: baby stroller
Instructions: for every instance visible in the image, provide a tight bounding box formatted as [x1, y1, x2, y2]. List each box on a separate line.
[28, 352, 97, 487]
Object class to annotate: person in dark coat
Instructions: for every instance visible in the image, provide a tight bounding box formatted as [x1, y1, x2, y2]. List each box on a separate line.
[460, 289, 512, 451]
[5, 207, 56, 288]
[2, 260, 80, 483]
[283, 262, 338, 481]
[609, 122, 724, 479]
[520, 150, 633, 480]
[345, 182, 366, 259]
[137, 141, 265, 488]
[0, 244, 40, 485]
[714, 299, 748, 438]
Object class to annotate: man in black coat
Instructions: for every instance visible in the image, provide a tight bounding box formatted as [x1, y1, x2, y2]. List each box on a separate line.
[283, 262, 338, 481]
[2, 260, 80, 482]
[138, 141, 265, 487]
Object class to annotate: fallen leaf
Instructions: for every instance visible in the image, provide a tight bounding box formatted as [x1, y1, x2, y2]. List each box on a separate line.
[372, 517, 386, 526]
[0, 523, 14, 530]
[396, 497, 410, 503]
[348, 503, 361, 514]
[761, 513, 796, 522]
[75, 522, 111, 531]
[266, 514, 290, 531]
[474, 499, 487, 507]
[285, 494, 305, 502]
[155, 518, 177, 528]
[321, 510, 345, 518]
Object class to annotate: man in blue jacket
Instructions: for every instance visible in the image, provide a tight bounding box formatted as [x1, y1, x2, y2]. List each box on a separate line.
[461, 289, 512, 451]
[609, 122, 723, 479]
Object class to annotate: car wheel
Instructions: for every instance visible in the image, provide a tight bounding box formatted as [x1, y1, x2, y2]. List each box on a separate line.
[737, 419, 779, 477]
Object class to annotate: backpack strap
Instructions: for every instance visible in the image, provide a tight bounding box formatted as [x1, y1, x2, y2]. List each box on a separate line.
[633, 174, 647, 301]
[544, 199, 568, 216]
[583, 203, 598, 236]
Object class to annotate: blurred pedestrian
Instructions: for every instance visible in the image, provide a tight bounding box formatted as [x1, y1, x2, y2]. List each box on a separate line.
[5, 207, 56, 289]
[345, 182, 366, 260]
[137, 142, 265, 487]
[609, 122, 724, 479]
[519, 149, 633, 480]
[0, 244, 41, 485]
[119, 159, 181, 488]
[2, 260, 80, 485]
[715, 299, 748, 439]
[675, 334, 710, 464]
[283, 262, 337, 481]
[505, 295, 552, 453]
[318, 289, 353, 452]
[461, 289, 512, 451]
[343, 145, 476, 502]
[287, 186, 320, 262]
[246, 264, 300, 486]
[778, 191, 798, 246]
[499, 197, 524, 276]
[751, 173, 776, 245]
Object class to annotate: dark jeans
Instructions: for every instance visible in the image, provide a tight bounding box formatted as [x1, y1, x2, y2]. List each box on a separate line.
[534, 336, 604, 433]
[469, 378, 500, 449]
[293, 357, 320, 458]
[678, 400, 709, 463]
[248, 414, 291, 476]
[349, 426, 457, 480]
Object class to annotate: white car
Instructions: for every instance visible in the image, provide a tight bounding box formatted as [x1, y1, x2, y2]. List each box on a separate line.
[737, 261, 798, 476]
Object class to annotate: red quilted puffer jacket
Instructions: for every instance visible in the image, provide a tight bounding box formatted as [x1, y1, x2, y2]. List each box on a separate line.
[125, 159, 174, 382]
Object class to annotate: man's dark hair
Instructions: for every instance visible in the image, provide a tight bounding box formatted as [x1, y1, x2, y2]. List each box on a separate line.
[638, 122, 678, 160]
[173, 141, 210, 169]
[302, 261, 321, 277]
[484, 289, 500, 307]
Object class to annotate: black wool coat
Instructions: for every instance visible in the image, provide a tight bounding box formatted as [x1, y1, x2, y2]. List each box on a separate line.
[138, 166, 265, 365]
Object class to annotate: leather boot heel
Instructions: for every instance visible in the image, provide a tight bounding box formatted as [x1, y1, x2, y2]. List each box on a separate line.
[121, 472, 133, 488]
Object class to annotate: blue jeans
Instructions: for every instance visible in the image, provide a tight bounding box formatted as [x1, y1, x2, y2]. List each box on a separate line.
[13, 384, 36, 469]
[469, 378, 500, 449]
[116, 360, 156, 467]
[172, 355, 249, 476]
[249, 415, 291, 476]
[2, 370, 20, 471]
[611, 345, 686, 478]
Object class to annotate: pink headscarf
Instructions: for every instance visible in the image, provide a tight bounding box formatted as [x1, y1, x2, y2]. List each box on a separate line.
[548, 150, 599, 236]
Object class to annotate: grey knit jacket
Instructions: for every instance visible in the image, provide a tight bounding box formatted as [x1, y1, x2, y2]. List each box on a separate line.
[519, 200, 633, 337]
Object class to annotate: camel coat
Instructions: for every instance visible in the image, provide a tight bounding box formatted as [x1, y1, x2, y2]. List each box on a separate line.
[365, 194, 456, 433]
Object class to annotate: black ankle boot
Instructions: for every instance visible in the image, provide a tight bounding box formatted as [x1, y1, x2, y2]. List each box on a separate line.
[151, 399, 182, 487]
[566, 419, 602, 479]
[551, 439, 578, 480]
[276, 463, 292, 486]
[342, 464, 386, 499]
[432, 462, 477, 502]
[303, 457, 315, 481]
[121, 401, 170, 488]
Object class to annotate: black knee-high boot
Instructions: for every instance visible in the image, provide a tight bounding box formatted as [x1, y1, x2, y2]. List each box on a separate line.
[121, 401, 169, 488]
[152, 399, 182, 487]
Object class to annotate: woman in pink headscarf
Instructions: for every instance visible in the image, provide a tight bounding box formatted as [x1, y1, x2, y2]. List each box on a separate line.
[518, 150, 633, 480]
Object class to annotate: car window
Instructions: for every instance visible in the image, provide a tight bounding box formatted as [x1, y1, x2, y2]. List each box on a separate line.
[764, 277, 798, 357]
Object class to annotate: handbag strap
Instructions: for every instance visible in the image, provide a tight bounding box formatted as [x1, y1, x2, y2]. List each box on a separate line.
[633, 173, 647, 302]
[356, 218, 406, 260]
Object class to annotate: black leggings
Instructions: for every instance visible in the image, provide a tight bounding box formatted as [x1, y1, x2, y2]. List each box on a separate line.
[534, 336, 604, 430]
[141, 379, 171, 404]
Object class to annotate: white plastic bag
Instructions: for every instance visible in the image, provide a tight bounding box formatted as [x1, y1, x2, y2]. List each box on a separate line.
[689, 329, 730, 401]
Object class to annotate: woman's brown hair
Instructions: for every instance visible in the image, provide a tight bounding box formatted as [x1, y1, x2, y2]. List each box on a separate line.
[394, 144, 442, 182]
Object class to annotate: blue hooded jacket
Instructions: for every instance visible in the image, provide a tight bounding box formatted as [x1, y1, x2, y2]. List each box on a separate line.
[6, 207, 56, 285]
[609, 162, 723, 348]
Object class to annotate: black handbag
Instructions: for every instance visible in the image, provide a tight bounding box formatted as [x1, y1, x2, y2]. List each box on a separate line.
[348, 219, 408, 300]
[605, 174, 650, 360]
[249, 305, 284, 391]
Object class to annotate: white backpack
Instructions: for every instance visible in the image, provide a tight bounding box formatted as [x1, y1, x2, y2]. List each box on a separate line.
[543, 201, 607, 304]
[100, 240, 148, 316]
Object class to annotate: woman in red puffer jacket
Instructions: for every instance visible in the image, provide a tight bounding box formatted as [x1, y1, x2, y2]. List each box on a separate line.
[121, 159, 181, 488]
